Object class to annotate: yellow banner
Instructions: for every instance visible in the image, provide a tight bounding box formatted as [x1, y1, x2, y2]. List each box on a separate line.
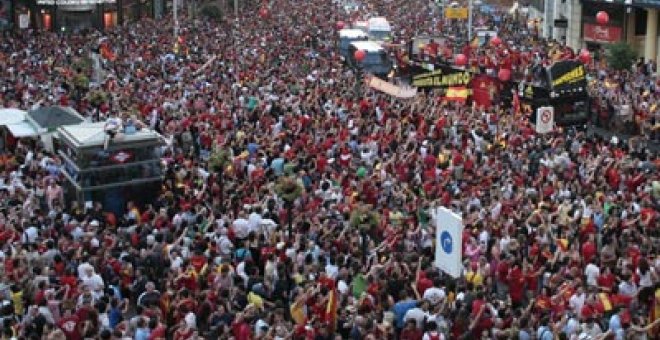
[445, 7, 469, 19]
[412, 69, 472, 88]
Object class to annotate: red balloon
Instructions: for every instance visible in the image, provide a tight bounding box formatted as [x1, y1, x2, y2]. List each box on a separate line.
[498, 68, 511, 82]
[596, 11, 609, 25]
[490, 36, 502, 47]
[578, 49, 591, 64]
[259, 7, 269, 19]
[354, 49, 366, 62]
[336, 21, 345, 30]
[455, 53, 468, 66]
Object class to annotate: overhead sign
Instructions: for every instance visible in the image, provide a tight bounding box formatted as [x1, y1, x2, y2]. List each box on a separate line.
[412, 66, 472, 88]
[445, 7, 469, 19]
[548, 60, 587, 95]
[536, 106, 555, 134]
[434, 207, 463, 279]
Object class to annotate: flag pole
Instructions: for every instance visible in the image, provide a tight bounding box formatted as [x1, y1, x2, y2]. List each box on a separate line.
[468, 0, 473, 43]
[173, 0, 179, 40]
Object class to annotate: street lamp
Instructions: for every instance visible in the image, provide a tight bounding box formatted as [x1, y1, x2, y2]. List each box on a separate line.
[173, 0, 179, 39]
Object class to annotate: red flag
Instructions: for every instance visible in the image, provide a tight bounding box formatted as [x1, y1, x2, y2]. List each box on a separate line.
[100, 43, 116, 61]
[470, 74, 497, 109]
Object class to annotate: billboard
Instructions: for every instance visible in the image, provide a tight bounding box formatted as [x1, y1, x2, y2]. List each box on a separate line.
[583, 23, 622, 43]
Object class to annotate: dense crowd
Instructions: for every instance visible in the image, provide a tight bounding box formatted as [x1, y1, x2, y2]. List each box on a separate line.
[0, 0, 658, 339]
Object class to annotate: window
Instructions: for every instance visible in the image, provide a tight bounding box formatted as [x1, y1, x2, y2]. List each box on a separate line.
[635, 8, 647, 36]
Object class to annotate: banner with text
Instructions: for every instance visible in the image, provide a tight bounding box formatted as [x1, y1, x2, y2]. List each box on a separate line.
[366, 76, 418, 98]
[583, 23, 622, 44]
[412, 65, 472, 89]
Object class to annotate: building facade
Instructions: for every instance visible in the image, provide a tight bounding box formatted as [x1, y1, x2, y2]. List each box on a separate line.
[526, 0, 659, 65]
[3, 0, 164, 31]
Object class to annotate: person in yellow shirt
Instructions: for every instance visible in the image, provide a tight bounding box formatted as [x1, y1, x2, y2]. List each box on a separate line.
[10, 285, 24, 316]
[465, 263, 484, 287]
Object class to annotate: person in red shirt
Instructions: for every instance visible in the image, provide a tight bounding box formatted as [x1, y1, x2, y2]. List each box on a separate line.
[58, 307, 82, 340]
[148, 318, 167, 340]
[597, 266, 617, 292]
[231, 313, 253, 340]
[400, 319, 423, 340]
[581, 234, 597, 264]
[508, 262, 525, 306]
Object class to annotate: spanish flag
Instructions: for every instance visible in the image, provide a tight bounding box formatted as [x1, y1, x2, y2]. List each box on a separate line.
[325, 288, 338, 332]
[557, 239, 569, 252]
[470, 36, 480, 49]
[444, 87, 470, 102]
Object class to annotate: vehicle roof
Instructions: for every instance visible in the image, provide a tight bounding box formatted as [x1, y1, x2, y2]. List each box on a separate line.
[368, 17, 391, 30]
[339, 29, 369, 38]
[349, 41, 385, 52]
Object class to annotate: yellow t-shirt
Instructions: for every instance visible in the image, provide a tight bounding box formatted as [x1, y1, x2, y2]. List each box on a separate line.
[248, 292, 264, 310]
[11, 291, 24, 315]
[466, 271, 484, 287]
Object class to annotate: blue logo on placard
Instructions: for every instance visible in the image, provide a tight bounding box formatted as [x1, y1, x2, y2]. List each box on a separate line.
[440, 231, 453, 254]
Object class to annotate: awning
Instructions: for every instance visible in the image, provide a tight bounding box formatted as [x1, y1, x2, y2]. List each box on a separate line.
[6, 121, 38, 138]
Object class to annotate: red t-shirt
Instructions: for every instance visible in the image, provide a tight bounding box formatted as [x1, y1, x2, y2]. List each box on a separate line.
[400, 328, 423, 340]
[581, 242, 596, 264]
[416, 275, 433, 296]
[58, 315, 81, 340]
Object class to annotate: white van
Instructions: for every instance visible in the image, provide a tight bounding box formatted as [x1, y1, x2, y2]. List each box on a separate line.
[348, 41, 392, 76]
[367, 17, 392, 41]
[339, 29, 369, 59]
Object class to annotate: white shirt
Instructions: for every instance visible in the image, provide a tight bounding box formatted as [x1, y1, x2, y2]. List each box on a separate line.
[569, 293, 585, 316]
[404, 307, 429, 328]
[637, 268, 655, 287]
[423, 287, 446, 305]
[584, 263, 600, 287]
[81, 274, 105, 292]
[618, 281, 637, 297]
[22, 226, 39, 244]
[325, 263, 339, 279]
[247, 212, 263, 235]
[423, 331, 445, 340]
[232, 218, 250, 239]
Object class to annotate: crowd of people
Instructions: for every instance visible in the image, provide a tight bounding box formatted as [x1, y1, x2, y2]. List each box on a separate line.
[0, 0, 658, 339]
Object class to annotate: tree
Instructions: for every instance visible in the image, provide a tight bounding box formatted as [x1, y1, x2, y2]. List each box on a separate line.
[606, 42, 637, 71]
[199, 3, 224, 22]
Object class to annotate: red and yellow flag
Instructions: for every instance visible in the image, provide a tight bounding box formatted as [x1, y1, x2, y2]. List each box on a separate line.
[325, 288, 338, 332]
[444, 87, 470, 102]
[599, 293, 612, 312]
[557, 239, 569, 252]
[470, 36, 480, 49]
